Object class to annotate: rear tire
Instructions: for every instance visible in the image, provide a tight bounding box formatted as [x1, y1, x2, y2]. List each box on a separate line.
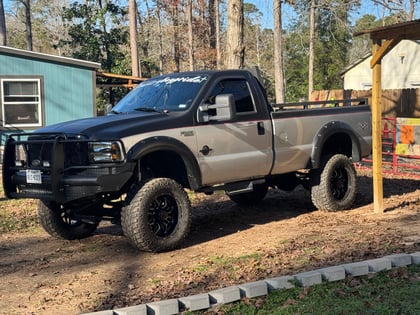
[121, 178, 191, 252]
[38, 200, 99, 240]
[227, 183, 268, 205]
[310, 154, 357, 211]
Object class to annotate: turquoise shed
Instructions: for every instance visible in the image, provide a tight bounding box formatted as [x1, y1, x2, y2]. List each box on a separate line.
[0, 46, 101, 134]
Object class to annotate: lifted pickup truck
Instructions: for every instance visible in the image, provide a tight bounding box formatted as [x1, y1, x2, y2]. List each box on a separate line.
[3, 69, 372, 252]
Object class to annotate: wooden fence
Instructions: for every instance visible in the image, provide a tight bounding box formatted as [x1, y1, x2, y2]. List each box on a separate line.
[311, 88, 420, 118]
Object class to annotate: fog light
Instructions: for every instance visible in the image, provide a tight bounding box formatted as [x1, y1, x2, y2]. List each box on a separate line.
[15, 160, 24, 167]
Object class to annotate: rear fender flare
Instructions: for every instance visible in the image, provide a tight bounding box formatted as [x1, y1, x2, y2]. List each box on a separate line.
[310, 121, 362, 169]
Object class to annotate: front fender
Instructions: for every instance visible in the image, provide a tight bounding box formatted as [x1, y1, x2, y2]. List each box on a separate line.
[126, 136, 202, 190]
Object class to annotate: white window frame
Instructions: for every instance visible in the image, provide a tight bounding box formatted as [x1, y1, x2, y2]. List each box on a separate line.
[1, 78, 43, 128]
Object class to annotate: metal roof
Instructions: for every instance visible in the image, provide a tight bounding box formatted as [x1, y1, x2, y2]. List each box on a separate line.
[0, 46, 101, 69]
[355, 19, 420, 40]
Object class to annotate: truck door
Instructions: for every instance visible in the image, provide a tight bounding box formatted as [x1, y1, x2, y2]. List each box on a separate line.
[195, 78, 273, 186]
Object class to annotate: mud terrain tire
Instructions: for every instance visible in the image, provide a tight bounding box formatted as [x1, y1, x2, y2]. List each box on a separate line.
[121, 178, 192, 252]
[311, 154, 357, 211]
[38, 200, 99, 240]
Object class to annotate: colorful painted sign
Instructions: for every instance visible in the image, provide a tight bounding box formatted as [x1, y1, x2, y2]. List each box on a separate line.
[395, 118, 420, 156]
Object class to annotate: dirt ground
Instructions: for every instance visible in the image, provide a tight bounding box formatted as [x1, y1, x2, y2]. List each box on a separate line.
[0, 170, 419, 315]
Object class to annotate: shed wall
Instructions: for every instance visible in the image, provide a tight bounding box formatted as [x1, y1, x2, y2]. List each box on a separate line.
[0, 53, 96, 129]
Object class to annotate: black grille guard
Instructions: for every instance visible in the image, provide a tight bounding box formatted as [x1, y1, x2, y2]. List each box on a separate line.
[2, 132, 128, 202]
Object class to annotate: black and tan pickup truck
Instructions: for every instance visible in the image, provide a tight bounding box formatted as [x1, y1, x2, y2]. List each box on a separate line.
[2, 69, 372, 252]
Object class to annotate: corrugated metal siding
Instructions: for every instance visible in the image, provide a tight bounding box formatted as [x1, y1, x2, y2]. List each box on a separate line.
[0, 53, 95, 128]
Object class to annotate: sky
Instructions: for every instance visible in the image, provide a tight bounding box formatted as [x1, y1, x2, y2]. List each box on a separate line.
[246, 0, 419, 29]
[2, 0, 419, 30]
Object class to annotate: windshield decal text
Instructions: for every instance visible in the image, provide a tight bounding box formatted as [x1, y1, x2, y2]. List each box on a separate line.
[149, 76, 207, 86]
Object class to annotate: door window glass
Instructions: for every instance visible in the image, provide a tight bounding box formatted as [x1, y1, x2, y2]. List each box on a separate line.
[209, 79, 256, 113]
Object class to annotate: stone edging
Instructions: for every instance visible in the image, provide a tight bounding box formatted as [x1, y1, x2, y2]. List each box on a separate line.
[81, 252, 420, 315]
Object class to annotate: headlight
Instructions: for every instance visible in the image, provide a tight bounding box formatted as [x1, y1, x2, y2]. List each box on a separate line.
[88, 141, 124, 163]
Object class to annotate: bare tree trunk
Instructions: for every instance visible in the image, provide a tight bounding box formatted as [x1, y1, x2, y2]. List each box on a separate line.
[129, 0, 140, 77]
[136, 1, 150, 75]
[274, 0, 285, 103]
[308, 0, 315, 100]
[408, 0, 415, 20]
[225, 0, 244, 69]
[208, 0, 217, 68]
[209, 0, 215, 49]
[256, 23, 261, 67]
[172, 3, 180, 72]
[98, 0, 112, 71]
[0, 0, 6, 46]
[23, 0, 33, 51]
[215, 0, 222, 69]
[156, 3, 164, 74]
[187, 0, 194, 71]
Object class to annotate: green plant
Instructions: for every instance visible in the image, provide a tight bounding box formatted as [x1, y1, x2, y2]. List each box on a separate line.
[148, 278, 162, 285]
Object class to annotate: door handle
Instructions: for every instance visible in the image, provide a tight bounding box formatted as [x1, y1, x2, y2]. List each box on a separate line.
[257, 121, 265, 135]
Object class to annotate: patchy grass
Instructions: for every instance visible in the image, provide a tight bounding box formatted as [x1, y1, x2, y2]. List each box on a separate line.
[0, 185, 38, 234]
[191, 254, 265, 281]
[194, 264, 420, 314]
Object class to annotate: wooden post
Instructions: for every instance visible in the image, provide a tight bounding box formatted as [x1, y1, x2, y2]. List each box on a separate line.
[371, 39, 384, 213]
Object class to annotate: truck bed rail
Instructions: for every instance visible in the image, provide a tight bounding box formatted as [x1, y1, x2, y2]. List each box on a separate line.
[273, 98, 368, 111]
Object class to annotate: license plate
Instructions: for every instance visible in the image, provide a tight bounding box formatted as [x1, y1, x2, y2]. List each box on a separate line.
[26, 169, 42, 184]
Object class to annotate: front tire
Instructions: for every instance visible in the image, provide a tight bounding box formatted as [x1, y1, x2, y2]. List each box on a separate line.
[38, 200, 99, 240]
[121, 178, 192, 252]
[310, 154, 357, 211]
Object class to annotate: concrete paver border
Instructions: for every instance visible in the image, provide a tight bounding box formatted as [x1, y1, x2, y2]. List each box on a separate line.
[82, 252, 420, 315]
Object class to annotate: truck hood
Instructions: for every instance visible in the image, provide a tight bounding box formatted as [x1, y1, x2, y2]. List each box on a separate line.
[36, 112, 190, 140]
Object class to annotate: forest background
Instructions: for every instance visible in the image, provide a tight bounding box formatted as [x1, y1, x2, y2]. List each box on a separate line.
[0, 0, 419, 109]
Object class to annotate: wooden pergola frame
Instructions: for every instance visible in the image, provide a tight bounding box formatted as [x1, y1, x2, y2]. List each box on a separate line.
[356, 19, 420, 212]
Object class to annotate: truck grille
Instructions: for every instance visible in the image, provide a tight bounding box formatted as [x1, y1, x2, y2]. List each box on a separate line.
[13, 134, 89, 169]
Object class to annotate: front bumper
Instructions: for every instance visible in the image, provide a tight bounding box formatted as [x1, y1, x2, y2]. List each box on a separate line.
[3, 133, 134, 203]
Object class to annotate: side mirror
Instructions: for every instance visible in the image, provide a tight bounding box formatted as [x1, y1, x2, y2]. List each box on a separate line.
[104, 104, 113, 114]
[198, 94, 236, 123]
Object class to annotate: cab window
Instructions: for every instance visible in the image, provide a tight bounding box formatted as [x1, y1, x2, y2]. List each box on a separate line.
[209, 79, 256, 114]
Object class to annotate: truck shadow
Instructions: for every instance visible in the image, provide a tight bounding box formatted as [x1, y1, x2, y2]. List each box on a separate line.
[94, 174, 419, 247]
[185, 187, 314, 247]
[94, 189, 316, 248]
[185, 174, 419, 247]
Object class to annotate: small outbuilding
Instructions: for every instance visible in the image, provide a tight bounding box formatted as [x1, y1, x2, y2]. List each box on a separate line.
[0, 46, 101, 133]
[342, 40, 420, 90]
[355, 19, 420, 213]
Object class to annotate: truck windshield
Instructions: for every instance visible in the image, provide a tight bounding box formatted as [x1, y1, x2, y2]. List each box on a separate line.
[112, 74, 208, 113]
